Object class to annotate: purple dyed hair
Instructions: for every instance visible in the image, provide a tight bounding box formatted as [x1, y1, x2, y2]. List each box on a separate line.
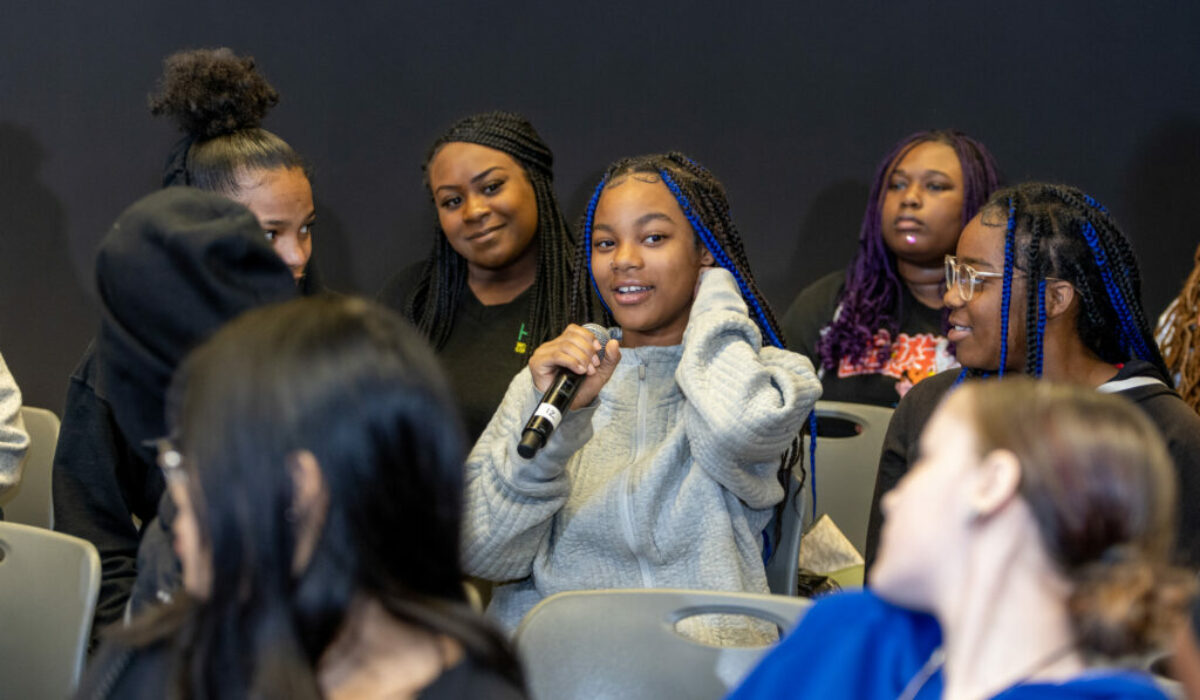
[815, 130, 1001, 372]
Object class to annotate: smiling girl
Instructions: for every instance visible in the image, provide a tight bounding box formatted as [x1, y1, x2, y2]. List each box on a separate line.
[461, 153, 821, 643]
[863, 183, 1200, 569]
[380, 112, 577, 442]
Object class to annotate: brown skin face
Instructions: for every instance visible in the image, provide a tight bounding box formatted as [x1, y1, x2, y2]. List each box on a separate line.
[428, 142, 539, 281]
[944, 214, 1028, 372]
[881, 140, 966, 266]
[231, 166, 315, 283]
[589, 174, 714, 348]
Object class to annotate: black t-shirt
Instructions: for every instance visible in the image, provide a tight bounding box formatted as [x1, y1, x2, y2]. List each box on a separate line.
[863, 361, 1200, 571]
[782, 270, 956, 407]
[77, 635, 528, 700]
[380, 264, 533, 444]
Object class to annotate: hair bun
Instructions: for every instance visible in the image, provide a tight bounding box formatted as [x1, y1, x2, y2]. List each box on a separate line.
[149, 48, 280, 140]
[1067, 552, 1194, 658]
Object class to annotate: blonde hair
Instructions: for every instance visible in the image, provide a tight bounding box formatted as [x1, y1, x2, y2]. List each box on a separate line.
[1156, 242, 1200, 413]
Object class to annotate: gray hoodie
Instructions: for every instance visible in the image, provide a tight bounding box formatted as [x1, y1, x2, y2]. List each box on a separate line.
[0, 351, 28, 499]
[463, 268, 822, 641]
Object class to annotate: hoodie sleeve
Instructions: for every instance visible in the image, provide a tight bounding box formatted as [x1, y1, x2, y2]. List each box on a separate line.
[52, 348, 158, 644]
[677, 268, 823, 510]
[0, 352, 29, 498]
[461, 368, 597, 581]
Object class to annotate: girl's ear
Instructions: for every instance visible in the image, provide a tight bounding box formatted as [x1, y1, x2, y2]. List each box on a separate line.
[1044, 279, 1076, 320]
[970, 448, 1022, 519]
[699, 245, 715, 267]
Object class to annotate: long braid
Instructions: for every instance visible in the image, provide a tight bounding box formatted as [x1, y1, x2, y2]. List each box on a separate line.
[985, 183, 1168, 380]
[816, 130, 1001, 372]
[1157, 243, 1200, 412]
[574, 151, 805, 550]
[403, 111, 578, 356]
[1023, 211, 1048, 376]
[998, 195, 1018, 375]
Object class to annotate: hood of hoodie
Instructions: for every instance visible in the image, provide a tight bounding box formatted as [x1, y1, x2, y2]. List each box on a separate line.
[94, 186, 297, 465]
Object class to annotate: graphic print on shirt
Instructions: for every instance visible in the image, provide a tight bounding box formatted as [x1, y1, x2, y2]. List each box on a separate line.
[837, 330, 957, 398]
[514, 322, 531, 354]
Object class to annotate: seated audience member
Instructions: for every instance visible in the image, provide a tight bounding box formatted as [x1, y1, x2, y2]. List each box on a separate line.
[1156, 241, 1200, 413]
[0, 350, 29, 517]
[52, 188, 295, 639]
[865, 184, 1200, 569]
[379, 111, 579, 443]
[731, 378, 1193, 700]
[77, 296, 526, 699]
[782, 130, 1000, 406]
[461, 153, 821, 644]
[151, 47, 324, 293]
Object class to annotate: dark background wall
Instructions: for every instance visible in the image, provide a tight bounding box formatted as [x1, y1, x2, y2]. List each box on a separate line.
[2, 1, 1198, 411]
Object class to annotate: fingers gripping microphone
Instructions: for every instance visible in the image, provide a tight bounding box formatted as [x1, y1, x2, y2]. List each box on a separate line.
[518, 324, 615, 459]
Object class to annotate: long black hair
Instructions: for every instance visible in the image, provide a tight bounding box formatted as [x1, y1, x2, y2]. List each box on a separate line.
[959, 183, 1167, 380]
[402, 111, 576, 354]
[139, 295, 522, 697]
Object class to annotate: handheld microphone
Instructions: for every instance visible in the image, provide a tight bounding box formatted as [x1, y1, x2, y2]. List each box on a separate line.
[517, 324, 617, 459]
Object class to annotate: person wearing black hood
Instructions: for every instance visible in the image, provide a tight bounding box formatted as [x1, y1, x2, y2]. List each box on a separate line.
[51, 187, 296, 641]
[863, 183, 1200, 572]
[150, 47, 324, 294]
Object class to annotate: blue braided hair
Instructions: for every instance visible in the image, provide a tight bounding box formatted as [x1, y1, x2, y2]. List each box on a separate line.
[998, 196, 1017, 375]
[963, 183, 1169, 381]
[567, 152, 810, 544]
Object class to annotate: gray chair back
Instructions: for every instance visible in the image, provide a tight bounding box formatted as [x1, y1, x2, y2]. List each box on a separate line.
[0, 406, 60, 528]
[764, 400, 893, 594]
[0, 521, 101, 698]
[807, 400, 894, 556]
[515, 588, 810, 700]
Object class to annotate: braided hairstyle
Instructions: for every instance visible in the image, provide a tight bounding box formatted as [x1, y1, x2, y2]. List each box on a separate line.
[1156, 243, 1200, 412]
[403, 112, 576, 355]
[572, 152, 808, 531]
[816, 130, 1000, 372]
[149, 48, 307, 193]
[971, 183, 1169, 380]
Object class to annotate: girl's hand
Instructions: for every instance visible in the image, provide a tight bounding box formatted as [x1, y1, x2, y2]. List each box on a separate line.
[529, 325, 622, 410]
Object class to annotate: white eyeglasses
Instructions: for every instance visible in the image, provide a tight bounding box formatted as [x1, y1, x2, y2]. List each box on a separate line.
[944, 254, 1006, 301]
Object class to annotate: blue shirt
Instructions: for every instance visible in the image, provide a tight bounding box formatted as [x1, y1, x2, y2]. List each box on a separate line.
[728, 590, 1167, 699]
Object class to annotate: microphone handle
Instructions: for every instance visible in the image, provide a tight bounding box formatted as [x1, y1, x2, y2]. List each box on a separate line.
[518, 370, 584, 458]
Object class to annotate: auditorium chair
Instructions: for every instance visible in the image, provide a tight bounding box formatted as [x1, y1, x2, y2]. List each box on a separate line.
[515, 588, 810, 700]
[0, 406, 60, 529]
[0, 521, 100, 698]
[764, 401, 894, 595]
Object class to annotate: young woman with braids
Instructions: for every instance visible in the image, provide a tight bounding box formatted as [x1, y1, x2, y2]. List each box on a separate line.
[150, 47, 322, 293]
[77, 296, 526, 699]
[379, 112, 576, 443]
[461, 153, 821, 644]
[782, 130, 1000, 406]
[863, 183, 1200, 570]
[733, 379, 1193, 699]
[1156, 242, 1200, 414]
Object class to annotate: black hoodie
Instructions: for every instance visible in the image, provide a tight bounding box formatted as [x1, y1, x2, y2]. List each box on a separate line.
[52, 187, 296, 640]
[864, 361, 1200, 571]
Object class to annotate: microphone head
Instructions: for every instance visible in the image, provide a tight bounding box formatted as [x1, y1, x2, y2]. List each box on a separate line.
[581, 323, 620, 361]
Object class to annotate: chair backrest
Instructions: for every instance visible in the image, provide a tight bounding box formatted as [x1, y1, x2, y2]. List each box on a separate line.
[763, 401, 893, 595]
[807, 401, 894, 556]
[515, 589, 810, 700]
[0, 521, 101, 698]
[764, 460, 806, 595]
[0, 406, 61, 529]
